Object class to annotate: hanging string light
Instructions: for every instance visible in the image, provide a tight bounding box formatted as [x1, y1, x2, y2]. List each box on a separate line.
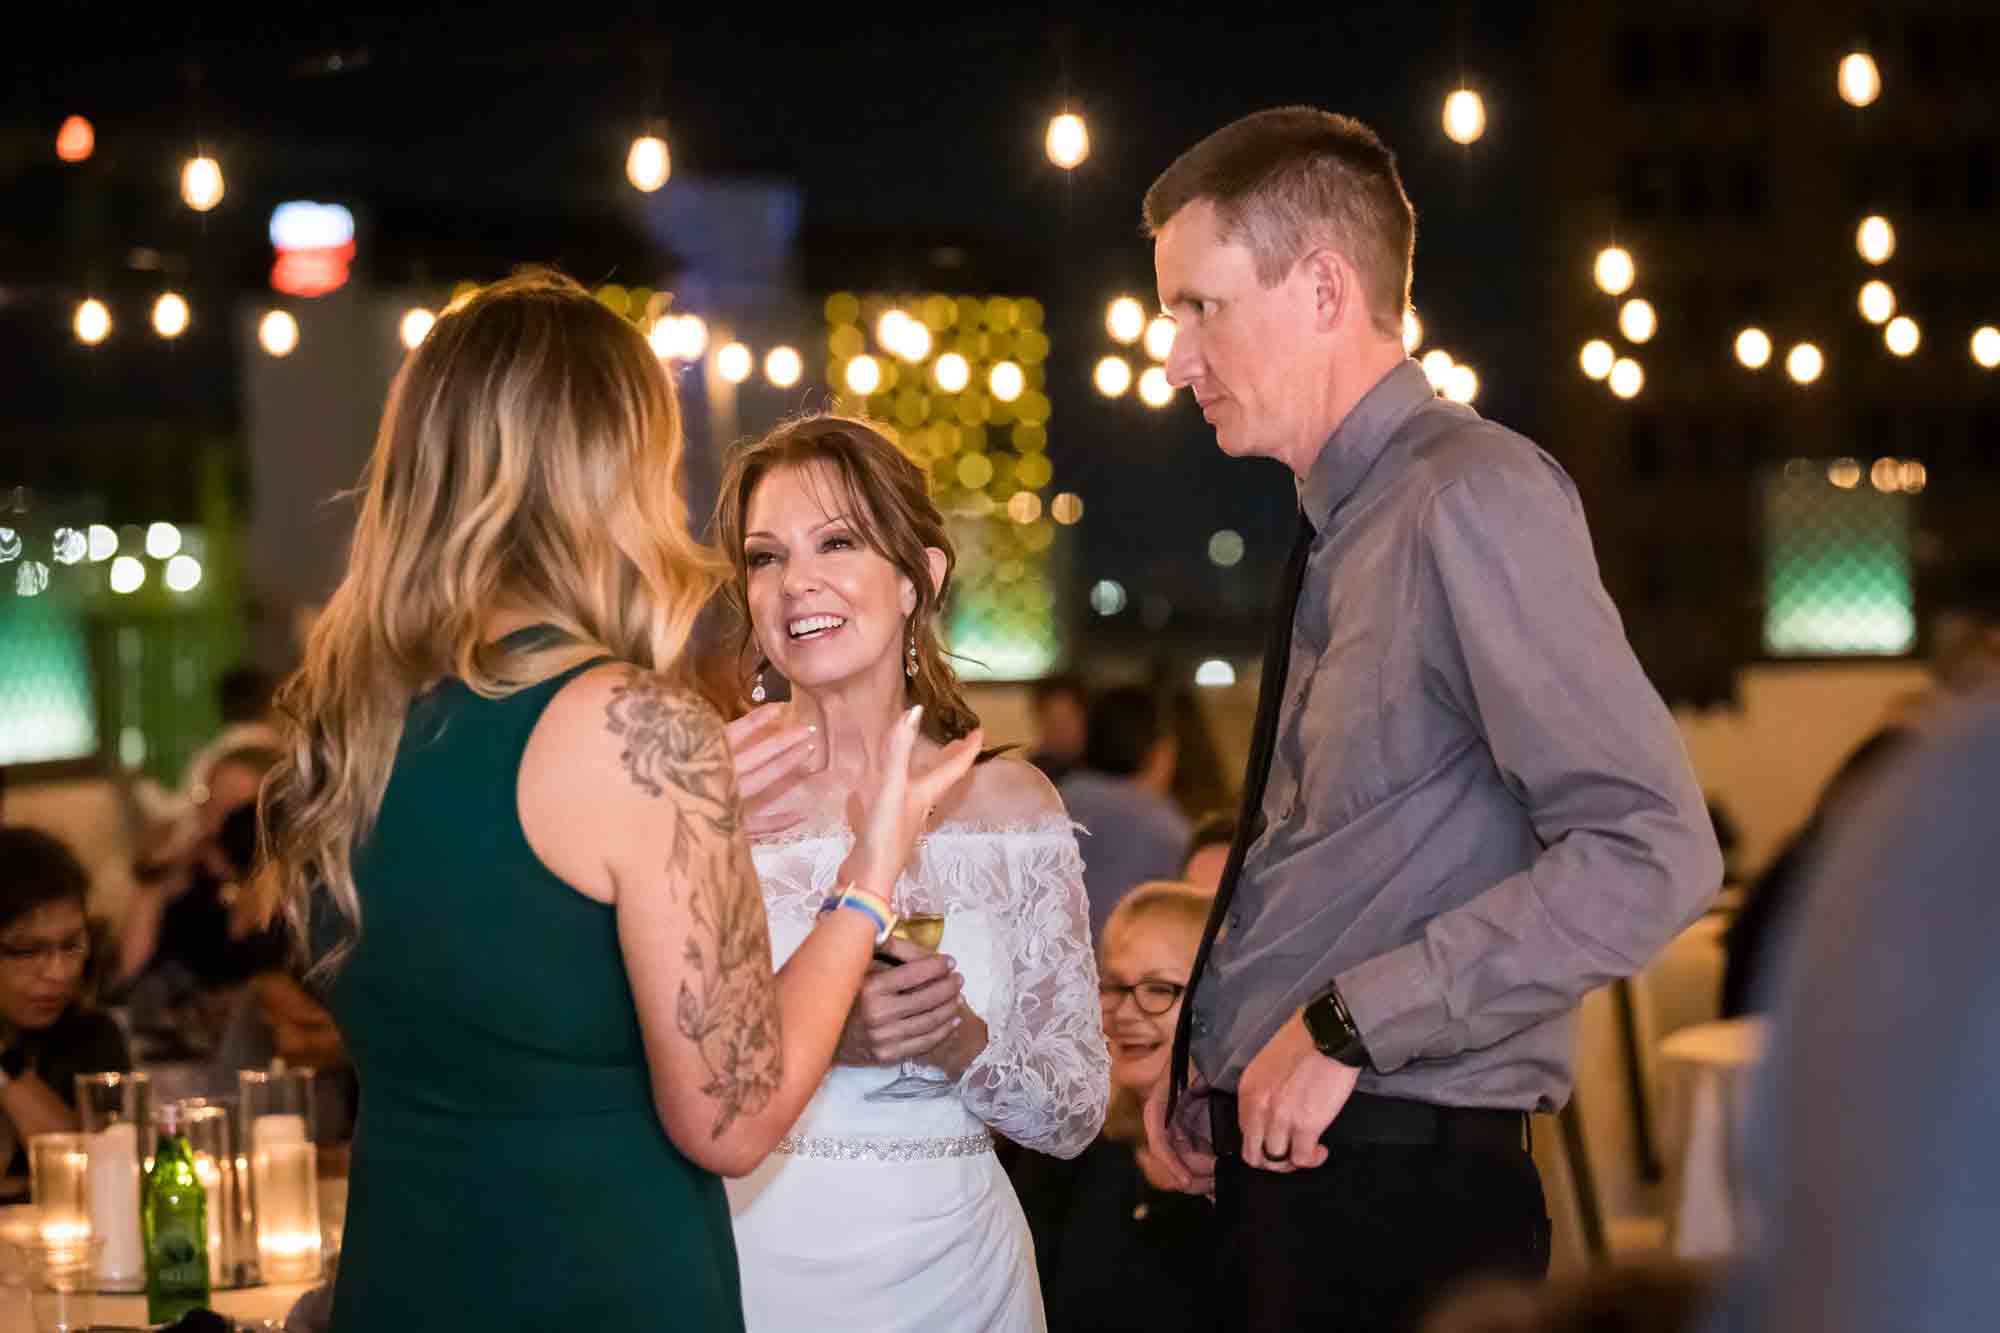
[399, 308, 436, 349]
[74, 299, 111, 345]
[627, 134, 670, 192]
[151, 293, 190, 339]
[56, 116, 94, 163]
[1442, 89, 1486, 144]
[1045, 112, 1089, 169]
[1594, 246, 1635, 296]
[259, 310, 299, 357]
[1837, 52, 1881, 107]
[181, 155, 224, 211]
[1734, 328, 1772, 370]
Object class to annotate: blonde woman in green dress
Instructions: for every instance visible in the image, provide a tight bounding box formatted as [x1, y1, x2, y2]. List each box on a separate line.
[256, 271, 980, 1332]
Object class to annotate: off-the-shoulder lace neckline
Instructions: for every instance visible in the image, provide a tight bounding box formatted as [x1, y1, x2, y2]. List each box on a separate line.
[750, 814, 1076, 850]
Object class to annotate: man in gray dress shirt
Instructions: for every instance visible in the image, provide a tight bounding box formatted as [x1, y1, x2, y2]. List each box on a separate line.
[1139, 107, 1723, 1332]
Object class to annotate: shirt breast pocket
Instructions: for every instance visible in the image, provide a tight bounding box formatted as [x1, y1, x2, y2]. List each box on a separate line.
[1293, 626, 1388, 827]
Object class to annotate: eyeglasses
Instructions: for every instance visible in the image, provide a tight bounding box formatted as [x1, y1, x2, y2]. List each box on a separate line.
[0, 936, 91, 969]
[1099, 979, 1186, 1017]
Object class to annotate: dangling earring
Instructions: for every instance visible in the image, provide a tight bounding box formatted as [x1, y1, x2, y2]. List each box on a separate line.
[750, 668, 767, 704]
[905, 627, 919, 679]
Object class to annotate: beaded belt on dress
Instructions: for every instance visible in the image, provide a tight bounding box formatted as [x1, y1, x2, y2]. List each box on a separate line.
[772, 1130, 993, 1161]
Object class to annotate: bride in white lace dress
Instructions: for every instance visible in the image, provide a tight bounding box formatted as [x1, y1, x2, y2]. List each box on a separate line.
[713, 416, 1109, 1332]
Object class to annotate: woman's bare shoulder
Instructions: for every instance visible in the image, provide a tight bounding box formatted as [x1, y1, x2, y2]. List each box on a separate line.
[945, 754, 1066, 826]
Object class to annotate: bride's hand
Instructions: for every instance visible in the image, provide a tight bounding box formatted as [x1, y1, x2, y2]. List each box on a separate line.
[839, 706, 982, 897]
[834, 937, 967, 1066]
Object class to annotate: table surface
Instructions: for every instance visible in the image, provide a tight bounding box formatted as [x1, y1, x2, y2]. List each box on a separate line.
[0, 1281, 314, 1331]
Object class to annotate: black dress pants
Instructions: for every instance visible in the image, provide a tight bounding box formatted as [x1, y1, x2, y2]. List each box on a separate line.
[1213, 1138, 1551, 1333]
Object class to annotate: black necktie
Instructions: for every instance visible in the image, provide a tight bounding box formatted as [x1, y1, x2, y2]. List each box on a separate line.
[1170, 507, 1316, 1112]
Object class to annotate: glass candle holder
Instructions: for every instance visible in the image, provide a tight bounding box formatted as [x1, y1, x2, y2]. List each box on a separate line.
[75, 1071, 149, 1292]
[240, 1068, 321, 1283]
[27, 1134, 92, 1269]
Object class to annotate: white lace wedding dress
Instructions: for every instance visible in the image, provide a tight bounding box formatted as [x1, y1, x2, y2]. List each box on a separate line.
[728, 814, 1110, 1333]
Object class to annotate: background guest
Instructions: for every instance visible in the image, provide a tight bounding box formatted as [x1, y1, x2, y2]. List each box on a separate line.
[0, 827, 133, 1198]
[1180, 812, 1238, 894]
[1059, 687, 1192, 936]
[1166, 687, 1235, 820]
[1028, 673, 1091, 785]
[1011, 882, 1218, 1333]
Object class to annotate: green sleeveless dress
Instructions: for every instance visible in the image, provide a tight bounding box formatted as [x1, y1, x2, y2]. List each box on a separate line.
[327, 642, 743, 1331]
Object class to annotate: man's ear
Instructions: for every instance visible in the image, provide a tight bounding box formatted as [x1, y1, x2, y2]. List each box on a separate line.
[1303, 247, 1350, 333]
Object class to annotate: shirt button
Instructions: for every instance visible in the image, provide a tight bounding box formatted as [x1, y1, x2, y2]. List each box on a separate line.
[1193, 1011, 1210, 1036]
[1227, 908, 1243, 931]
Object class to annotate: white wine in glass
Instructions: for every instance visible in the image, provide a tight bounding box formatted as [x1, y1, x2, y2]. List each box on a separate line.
[866, 911, 961, 1102]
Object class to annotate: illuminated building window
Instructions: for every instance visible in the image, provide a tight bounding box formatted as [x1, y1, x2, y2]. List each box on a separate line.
[0, 600, 98, 766]
[1763, 463, 1915, 657]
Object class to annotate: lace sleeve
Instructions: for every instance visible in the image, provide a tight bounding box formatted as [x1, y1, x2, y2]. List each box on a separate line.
[957, 825, 1109, 1159]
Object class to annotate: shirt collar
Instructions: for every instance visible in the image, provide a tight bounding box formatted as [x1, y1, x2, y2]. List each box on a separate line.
[1297, 359, 1436, 531]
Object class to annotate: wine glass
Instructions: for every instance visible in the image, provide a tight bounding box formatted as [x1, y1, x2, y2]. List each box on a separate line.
[864, 912, 962, 1102]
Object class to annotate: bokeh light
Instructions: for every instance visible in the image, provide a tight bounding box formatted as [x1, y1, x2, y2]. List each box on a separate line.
[1090, 580, 1126, 616]
[1143, 315, 1176, 362]
[180, 155, 224, 211]
[164, 554, 203, 592]
[1421, 348, 1455, 388]
[1106, 297, 1145, 345]
[399, 307, 435, 349]
[1827, 458, 1862, 489]
[145, 522, 181, 559]
[1838, 52, 1881, 108]
[1618, 298, 1657, 344]
[1608, 357, 1644, 399]
[764, 346, 803, 388]
[1137, 366, 1174, 407]
[1858, 280, 1895, 325]
[1594, 246, 1635, 296]
[989, 361, 1026, 403]
[717, 341, 753, 383]
[109, 555, 146, 594]
[74, 298, 110, 345]
[1051, 493, 1084, 525]
[844, 354, 883, 396]
[1195, 659, 1238, 688]
[259, 309, 299, 357]
[1402, 308, 1423, 354]
[1735, 328, 1772, 370]
[1093, 355, 1133, 397]
[1884, 315, 1920, 357]
[86, 525, 117, 562]
[1006, 492, 1043, 524]
[1443, 363, 1479, 404]
[1046, 112, 1089, 169]
[1208, 530, 1245, 567]
[1973, 326, 2000, 369]
[1580, 339, 1615, 379]
[626, 135, 670, 192]
[151, 292, 189, 339]
[932, 352, 970, 393]
[1856, 215, 1895, 265]
[56, 115, 94, 163]
[1786, 342, 1824, 384]
[1442, 89, 1486, 145]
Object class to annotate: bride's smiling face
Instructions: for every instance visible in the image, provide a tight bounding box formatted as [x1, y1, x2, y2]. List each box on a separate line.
[744, 461, 918, 694]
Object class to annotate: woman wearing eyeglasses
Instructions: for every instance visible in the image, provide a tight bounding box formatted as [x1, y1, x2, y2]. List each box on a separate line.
[1009, 881, 1220, 1333]
[0, 827, 133, 1197]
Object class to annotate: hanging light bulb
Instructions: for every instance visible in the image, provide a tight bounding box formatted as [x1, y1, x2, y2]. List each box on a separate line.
[1143, 315, 1176, 362]
[764, 346, 803, 388]
[1857, 281, 1896, 325]
[1137, 366, 1175, 407]
[716, 341, 753, 383]
[844, 354, 883, 396]
[932, 352, 971, 393]
[1884, 316, 1920, 357]
[151, 292, 189, 339]
[180, 155, 224, 211]
[627, 135, 670, 192]
[1734, 328, 1772, 370]
[74, 298, 111, 345]
[399, 308, 436, 349]
[55, 116, 94, 163]
[1045, 112, 1089, 169]
[1786, 342, 1824, 385]
[1608, 357, 1644, 399]
[989, 361, 1026, 403]
[1593, 246, 1635, 296]
[1442, 89, 1486, 144]
[1837, 52, 1881, 108]
[1094, 356, 1133, 397]
[1579, 339, 1615, 379]
[1973, 326, 2000, 369]
[1618, 298, 1657, 344]
[1855, 215, 1895, 265]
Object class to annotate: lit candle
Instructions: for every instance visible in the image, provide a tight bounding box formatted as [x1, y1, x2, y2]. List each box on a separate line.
[253, 1140, 321, 1283]
[195, 1154, 225, 1284]
[86, 1122, 144, 1288]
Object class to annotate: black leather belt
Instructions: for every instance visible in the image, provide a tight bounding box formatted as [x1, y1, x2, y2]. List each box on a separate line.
[1209, 1090, 1528, 1155]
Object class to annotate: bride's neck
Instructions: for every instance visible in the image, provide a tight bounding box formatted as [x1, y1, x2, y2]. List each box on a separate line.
[789, 662, 910, 788]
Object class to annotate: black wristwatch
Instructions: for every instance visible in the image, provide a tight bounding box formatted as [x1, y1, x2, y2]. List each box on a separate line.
[1301, 981, 1371, 1068]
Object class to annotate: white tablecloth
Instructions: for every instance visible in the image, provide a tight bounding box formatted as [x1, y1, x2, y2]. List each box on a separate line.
[1661, 1016, 1768, 1257]
[0, 1280, 314, 1331]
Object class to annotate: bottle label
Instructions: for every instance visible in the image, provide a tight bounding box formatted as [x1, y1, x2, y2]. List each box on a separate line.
[151, 1221, 206, 1289]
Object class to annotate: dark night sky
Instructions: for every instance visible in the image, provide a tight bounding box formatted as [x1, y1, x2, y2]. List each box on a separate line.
[6, 5, 1540, 654]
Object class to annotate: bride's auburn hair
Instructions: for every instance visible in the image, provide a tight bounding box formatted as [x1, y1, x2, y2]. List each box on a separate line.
[713, 415, 981, 745]
[257, 268, 725, 970]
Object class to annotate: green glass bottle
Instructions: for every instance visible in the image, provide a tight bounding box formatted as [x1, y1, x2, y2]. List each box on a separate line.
[142, 1103, 211, 1322]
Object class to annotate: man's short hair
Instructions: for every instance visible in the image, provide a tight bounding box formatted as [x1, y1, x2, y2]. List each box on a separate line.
[1143, 106, 1415, 339]
[1083, 687, 1163, 778]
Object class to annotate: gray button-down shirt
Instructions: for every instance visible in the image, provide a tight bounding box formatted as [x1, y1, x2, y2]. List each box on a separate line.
[1190, 360, 1722, 1110]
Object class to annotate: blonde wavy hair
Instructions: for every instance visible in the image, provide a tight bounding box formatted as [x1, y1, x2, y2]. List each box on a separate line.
[256, 268, 724, 970]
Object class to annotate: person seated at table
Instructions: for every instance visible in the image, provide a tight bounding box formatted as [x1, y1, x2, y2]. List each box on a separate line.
[0, 827, 133, 1197]
[1010, 882, 1219, 1333]
[253, 270, 974, 1332]
[1180, 811, 1237, 894]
